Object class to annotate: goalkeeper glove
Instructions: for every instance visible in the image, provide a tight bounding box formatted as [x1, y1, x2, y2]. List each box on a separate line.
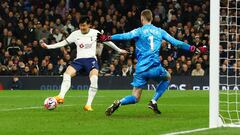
[97, 33, 111, 42]
[190, 45, 207, 54]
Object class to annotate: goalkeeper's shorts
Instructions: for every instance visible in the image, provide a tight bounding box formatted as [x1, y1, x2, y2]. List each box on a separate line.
[131, 65, 170, 88]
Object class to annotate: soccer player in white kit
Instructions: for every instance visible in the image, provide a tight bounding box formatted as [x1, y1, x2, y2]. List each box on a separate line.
[40, 16, 127, 111]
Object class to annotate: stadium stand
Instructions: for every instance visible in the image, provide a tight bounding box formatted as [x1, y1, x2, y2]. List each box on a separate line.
[0, 0, 209, 76]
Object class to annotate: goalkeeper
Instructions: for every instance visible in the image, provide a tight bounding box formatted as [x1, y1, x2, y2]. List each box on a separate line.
[98, 9, 207, 116]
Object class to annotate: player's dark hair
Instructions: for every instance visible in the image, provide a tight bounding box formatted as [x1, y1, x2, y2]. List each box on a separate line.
[79, 16, 90, 24]
[141, 9, 153, 22]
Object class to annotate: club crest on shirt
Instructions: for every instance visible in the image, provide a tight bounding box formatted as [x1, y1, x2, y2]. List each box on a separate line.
[79, 43, 84, 48]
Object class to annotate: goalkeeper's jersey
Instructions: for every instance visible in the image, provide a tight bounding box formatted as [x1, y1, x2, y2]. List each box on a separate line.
[111, 24, 191, 73]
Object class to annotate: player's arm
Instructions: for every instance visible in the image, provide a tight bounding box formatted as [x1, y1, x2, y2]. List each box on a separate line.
[95, 30, 127, 53]
[97, 29, 139, 42]
[40, 31, 75, 49]
[161, 29, 207, 54]
[40, 39, 69, 49]
[102, 41, 128, 54]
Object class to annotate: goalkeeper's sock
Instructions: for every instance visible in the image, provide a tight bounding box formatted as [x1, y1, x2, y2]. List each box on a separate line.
[120, 95, 137, 105]
[86, 75, 98, 106]
[58, 73, 71, 98]
[152, 80, 170, 102]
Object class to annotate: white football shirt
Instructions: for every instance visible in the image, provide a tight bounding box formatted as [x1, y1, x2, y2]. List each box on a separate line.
[65, 29, 100, 59]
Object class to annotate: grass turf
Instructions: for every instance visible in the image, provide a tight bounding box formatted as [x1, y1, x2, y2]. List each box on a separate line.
[0, 90, 239, 135]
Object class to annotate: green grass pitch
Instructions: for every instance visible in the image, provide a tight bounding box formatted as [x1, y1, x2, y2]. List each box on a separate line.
[0, 90, 240, 135]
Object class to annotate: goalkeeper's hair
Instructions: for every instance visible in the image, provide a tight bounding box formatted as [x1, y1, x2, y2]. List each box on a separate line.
[141, 9, 153, 22]
[79, 16, 90, 24]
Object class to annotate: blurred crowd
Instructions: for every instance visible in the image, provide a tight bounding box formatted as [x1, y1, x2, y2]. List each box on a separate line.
[0, 0, 210, 77]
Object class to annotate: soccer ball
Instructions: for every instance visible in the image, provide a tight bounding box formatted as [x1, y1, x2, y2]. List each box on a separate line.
[44, 97, 58, 110]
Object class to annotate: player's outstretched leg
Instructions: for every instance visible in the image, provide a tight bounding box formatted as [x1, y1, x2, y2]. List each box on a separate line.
[84, 72, 98, 111]
[55, 66, 76, 104]
[105, 95, 138, 116]
[106, 88, 141, 116]
[148, 80, 170, 114]
[54, 73, 71, 104]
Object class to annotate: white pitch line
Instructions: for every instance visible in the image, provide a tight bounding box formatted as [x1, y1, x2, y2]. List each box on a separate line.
[0, 95, 106, 98]
[0, 104, 75, 112]
[163, 127, 211, 135]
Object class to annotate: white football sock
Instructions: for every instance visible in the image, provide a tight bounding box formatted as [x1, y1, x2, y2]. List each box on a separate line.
[86, 75, 98, 106]
[58, 73, 71, 98]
